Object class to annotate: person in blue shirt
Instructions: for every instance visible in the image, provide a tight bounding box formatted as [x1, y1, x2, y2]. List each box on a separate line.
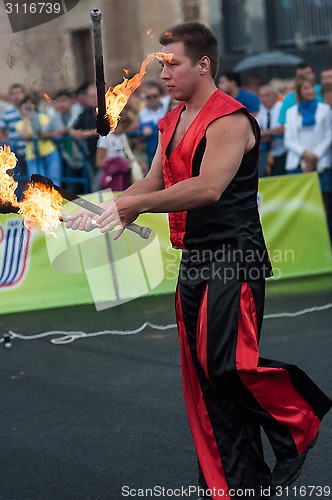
[138, 81, 168, 168]
[0, 83, 28, 200]
[218, 71, 260, 116]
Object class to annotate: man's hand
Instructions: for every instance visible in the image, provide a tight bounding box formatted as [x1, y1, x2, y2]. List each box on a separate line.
[96, 196, 141, 239]
[142, 125, 153, 136]
[65, 198, 118, 232]
[70, 129, 98, 141]
[65, 208, 98, 232]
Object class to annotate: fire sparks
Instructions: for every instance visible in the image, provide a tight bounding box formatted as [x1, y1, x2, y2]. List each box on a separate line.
[0, 145, 19, 207]
[19, 182, 63, 234]
[105, 51, 173, 132]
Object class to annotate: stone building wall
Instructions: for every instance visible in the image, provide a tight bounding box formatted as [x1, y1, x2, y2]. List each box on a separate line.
[0, 0, 212, 98]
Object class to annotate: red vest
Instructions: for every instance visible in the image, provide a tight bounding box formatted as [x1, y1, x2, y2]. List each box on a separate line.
[159, 90, 244, 249]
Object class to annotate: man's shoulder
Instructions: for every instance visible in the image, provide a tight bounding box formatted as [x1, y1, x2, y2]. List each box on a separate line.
[282, 91, 296, 107]
[285, 103, 298, 119]
[317, 101, 332, 116]
[139, 106, 162, 120]
[1, 105, 20, 121]
[73, 106, 94, 128]
[207, 90, 244, 116]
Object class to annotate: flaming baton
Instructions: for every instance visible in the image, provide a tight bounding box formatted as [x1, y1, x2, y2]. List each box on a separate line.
[29, 174, 152, 239]
[90, 9, 172, 134]
[90, 9, 110, 136]
[0, 146, 151, 238]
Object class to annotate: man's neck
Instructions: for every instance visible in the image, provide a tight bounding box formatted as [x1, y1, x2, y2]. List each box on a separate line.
[150, 103, 162, 112]
[184, 82, 217, 115]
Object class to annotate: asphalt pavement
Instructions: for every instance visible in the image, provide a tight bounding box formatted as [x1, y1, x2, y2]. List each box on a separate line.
[1, 275, 331, 500]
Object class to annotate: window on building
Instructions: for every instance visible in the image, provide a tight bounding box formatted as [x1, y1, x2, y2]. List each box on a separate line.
[268, 0, 332, 47]
[182, 0, 201, 21]
[70, 28, 94, 85]
[222, 0, 252, 53]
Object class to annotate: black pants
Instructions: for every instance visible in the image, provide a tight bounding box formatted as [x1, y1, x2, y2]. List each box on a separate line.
[176, 253, 331, 499]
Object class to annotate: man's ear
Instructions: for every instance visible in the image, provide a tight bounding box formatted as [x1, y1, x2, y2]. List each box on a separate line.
[199, 56, 210, 75]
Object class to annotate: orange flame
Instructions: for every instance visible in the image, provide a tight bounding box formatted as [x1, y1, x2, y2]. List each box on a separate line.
[0, 145, 19, 207]
[0, 144, 63, 233]
[19, 182, 63, 234]
[146, 28, 153, 38]
[105, 51, 173, 132]
[42, 92, 52, 103]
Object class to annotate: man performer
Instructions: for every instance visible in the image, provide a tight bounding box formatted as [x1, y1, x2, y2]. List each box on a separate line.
[67, 23, 331, 500]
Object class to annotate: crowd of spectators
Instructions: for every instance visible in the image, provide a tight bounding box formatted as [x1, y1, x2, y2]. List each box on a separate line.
[0, 62, 331, 240]
[218, 63, 332, 241]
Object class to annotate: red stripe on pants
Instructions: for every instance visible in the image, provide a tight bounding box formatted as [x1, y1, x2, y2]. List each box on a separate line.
[236, 282, 320, 454]
[176, 286, 230, 500]
[196, 285, 215, 387]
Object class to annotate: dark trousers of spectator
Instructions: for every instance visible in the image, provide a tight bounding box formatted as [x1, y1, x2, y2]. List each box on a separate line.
[63, 161, 85, 195]
[258, 150, 268, 177]
[271, 153, 286, 176]
[319, 168, 332, 243]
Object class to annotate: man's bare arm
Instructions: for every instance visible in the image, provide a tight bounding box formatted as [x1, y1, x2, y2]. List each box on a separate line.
[98, 112, 254, 232]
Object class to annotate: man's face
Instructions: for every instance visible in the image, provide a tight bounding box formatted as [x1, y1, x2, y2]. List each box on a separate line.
[87, 86, 98, 108]
[218, 76, 232, 95]
[259, 86, 277, 109]
[145, 87, 162, 111]
[296, 66, 315, 80]
[54, 95, 72, 114]
[322, 90, 332, 108]
[160, 41, 201, 102]
[9, 87, 25, 107]
[321, 69, 332, 86]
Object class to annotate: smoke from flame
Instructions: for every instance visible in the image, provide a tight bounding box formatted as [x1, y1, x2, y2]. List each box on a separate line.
[105, 51, 173, 132]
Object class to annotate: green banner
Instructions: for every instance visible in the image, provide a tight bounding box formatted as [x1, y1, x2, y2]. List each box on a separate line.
[0, 173, 331, 314]
[259, 172, 332, 279]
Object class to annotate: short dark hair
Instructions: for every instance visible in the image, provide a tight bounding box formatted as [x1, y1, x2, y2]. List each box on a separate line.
[144, 80, 165, 96]
[8, 83, 26, 94]
[18, 94, 35, 107]
[75, 81, 90, 96]
[295, 62, 311, 71]
[53, 89, 73, 100]
[220, 71, 242, 87]
[159, 22, 219, 78]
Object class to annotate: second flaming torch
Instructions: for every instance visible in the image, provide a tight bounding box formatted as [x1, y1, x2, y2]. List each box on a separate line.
[90, 9, 110, 136]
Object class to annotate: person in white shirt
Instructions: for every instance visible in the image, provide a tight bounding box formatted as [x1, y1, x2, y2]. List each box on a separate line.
[284, 75, 332, 175]
[138, 81, 168, 168]
[284, 75, 332, 242]
[256, 85, 287, 176]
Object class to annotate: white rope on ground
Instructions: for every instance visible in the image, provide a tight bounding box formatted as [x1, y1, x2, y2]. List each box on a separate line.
[264, 303, 332, 319]
[1, 304, 331, 346]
